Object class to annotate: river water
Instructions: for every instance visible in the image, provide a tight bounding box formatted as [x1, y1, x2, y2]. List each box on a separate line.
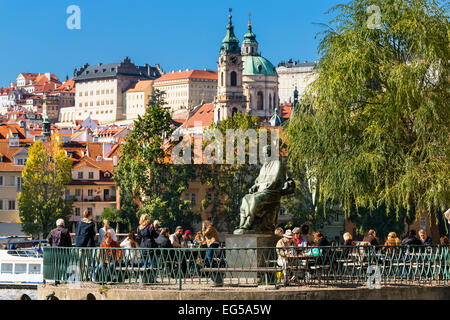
[0, 289, 38, 300]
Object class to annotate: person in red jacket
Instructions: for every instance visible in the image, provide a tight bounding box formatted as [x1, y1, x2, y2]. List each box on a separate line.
[94, 232, 122, 282]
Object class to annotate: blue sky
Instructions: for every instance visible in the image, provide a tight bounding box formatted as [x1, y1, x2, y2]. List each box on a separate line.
[0, 0, 341, 87]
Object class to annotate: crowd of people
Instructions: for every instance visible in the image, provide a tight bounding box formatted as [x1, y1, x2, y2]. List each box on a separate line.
[44, 210, 450, 284]
[46, 210, 222, 282]
[273, 225, 450, 286]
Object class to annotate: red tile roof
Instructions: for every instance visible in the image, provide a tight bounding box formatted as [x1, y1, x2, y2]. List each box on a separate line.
[0, 141, 27, 172]
[0, 124, 26, 140]
[180, 103, 214, 129]
[279, 103, 293, 120]
[155, 70, 218, 82]
[126, 80, 154, 92]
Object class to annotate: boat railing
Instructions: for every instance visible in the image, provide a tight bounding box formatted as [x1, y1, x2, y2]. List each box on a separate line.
[4, 249, 42, 258]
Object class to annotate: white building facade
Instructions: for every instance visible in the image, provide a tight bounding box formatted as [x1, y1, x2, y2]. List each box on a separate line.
[277, 60, 318, 104]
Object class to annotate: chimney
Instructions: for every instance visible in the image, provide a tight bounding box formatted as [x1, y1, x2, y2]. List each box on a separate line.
[113, 156, 118, 167]
[45, 72, 51, 81]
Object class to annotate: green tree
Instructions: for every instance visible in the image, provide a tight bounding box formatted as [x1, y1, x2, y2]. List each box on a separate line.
[348, 205, 416, 241]
[286, 0, 449, 241]
[282, 163, 342, 231]
[199, 111, 261, 232]
[18, 136, 73, 238]
[98, 208, 123, 233]
[115, 89, 198, 232]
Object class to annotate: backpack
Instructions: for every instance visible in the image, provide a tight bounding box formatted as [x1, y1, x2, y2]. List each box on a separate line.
[51, 228, 63, 247]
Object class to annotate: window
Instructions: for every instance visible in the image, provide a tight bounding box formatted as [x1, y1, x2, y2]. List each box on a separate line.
[6, 176, 15, 186]
[78, 172, 83, 179]
[214, 193, 218, 201]
[8, 200, 15, 210]
[230, 71, 237, 86]
[88, 189, 93, 197]
[1, 263, 13, 274]
[14, 263, 27, 274]
[0, 176, 3, 185]
[207, 193, 212, 201]
[87, 208, 93, 215]
[16, 177, 23, 192]
[88, 172, 94, 179]
[184, 193, 190, 201]
[257, 91, 264, 110]
[74, 207, 80, 216]
[29, 264, 41, 274]
[75, 189, 81, 197]
[191, 193, 196, 205]
[0, 200, 3, 210]
[16, 158, 26, 165]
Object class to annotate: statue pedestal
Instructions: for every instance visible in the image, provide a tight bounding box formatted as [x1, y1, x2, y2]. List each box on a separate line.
[225, 233, 280, 248]
[225, 234, 281, 284]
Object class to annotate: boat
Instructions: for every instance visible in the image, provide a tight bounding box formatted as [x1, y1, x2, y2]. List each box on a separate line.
[0, 238, 44, 288]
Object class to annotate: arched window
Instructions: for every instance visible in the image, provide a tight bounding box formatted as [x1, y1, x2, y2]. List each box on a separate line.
[217, 108, 221, 121]
[257, 91, 264, 110]
[269, 94, 272, 109]
[221, 72, 224, 87]
[230, 71, 237, 87]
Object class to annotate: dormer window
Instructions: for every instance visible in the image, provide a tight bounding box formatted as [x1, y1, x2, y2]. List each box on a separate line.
[15, 158, 26, 165]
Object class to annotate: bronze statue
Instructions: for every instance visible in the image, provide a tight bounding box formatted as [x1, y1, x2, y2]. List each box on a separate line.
[234, 146, 295, 234]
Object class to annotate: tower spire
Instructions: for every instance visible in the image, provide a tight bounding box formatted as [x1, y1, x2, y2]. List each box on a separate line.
[220, 8, 240, 55]
[242, 12, 258, 56]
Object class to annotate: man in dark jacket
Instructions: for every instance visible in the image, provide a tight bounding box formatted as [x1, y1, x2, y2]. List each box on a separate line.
[75, 210, 96, 247]
[47, 219, 72, 247]
[401, 230, 422, 246]
[155, 228, 173, 248]
[418, 229, 433, 245]
[155, 228, 175, 278]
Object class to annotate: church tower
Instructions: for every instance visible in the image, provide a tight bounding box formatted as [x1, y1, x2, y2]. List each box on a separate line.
[214, 9, 247, 123]
[241, 14, 258, 56]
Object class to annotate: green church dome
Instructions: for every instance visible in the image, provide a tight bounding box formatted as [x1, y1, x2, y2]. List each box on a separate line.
[242, 55, 278, 76]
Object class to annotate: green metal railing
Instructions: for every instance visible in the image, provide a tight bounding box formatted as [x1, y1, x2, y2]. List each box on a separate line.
[43, 245, 449, 289]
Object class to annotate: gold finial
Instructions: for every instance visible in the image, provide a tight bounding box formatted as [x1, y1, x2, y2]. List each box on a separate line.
[228, 8, 232, 20]
[248, 12, 252, 27]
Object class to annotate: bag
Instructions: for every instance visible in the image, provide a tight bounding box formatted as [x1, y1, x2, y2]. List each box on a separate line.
[51, 228, 63, 247]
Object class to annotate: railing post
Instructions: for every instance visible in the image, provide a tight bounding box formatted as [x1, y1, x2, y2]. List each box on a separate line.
[178, 249, 182, 290]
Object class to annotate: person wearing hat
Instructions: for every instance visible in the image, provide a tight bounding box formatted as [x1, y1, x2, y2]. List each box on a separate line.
[276, 229, 298, 286]
[182, 230, 194, 248]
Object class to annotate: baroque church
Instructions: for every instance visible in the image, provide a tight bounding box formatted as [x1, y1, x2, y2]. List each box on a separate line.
[214, 11, 279, 123]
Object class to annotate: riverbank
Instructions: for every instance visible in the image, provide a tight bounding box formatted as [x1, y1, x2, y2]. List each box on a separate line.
[0, 288, 37, 300]
[37, 283, 450, 300]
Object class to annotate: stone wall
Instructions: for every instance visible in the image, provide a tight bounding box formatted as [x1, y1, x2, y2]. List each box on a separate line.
[37, 284, 450, 300]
